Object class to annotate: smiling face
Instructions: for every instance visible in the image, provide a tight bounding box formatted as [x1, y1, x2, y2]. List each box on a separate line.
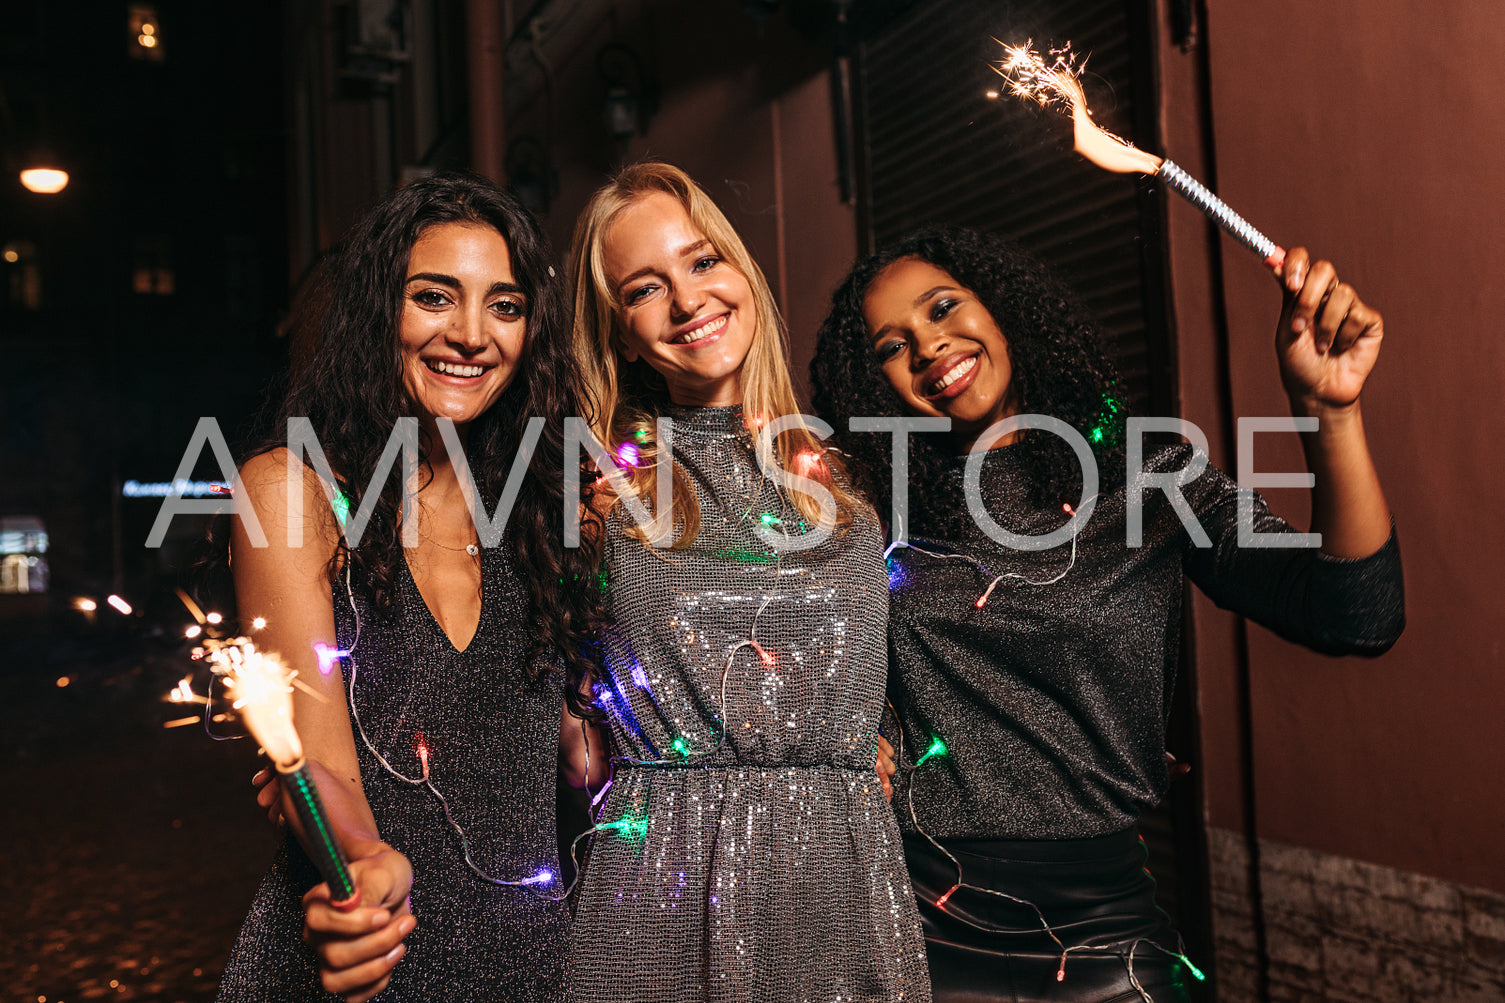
[399, 221, 528, 428]
[863, 256, 1019, 447]
[600, 191, 756, 407]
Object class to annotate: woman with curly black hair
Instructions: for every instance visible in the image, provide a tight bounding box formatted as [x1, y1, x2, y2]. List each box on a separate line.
[217, 173, 602, 1003]
[811, 226, 1404, 1002]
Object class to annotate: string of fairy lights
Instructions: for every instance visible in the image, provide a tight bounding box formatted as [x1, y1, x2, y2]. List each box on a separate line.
[566, 420, 812, 895]
[170, 398, 1205, 994]
[883, 483, 1206, 1001]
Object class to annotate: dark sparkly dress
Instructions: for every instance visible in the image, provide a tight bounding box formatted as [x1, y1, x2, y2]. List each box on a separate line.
[886, 444, 1404, 1002]
[566, 405, 931, 1003]
[217, 545, 570, 1003]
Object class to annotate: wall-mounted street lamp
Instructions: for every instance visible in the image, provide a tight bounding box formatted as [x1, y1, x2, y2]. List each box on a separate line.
[19, 166, 68, 194]
[597, 43, 658, 144]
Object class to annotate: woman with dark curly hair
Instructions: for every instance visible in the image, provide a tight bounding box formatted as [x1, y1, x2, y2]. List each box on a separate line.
[216, 172, 602, 1003]
[811, 226, 1404, 1002]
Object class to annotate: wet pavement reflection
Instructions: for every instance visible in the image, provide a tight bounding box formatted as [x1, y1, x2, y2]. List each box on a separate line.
[3, 627, 277, 1003]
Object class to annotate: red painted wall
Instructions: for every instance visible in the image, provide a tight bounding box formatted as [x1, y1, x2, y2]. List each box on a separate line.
[1161, 1, 1505, 891]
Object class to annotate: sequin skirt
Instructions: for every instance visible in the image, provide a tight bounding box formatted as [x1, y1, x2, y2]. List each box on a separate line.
[903, 830, 1193, 1003]
[567, 764, 932, 1002]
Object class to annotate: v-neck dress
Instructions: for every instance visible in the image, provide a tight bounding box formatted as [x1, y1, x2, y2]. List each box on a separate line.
[217, 545, 570, 1002]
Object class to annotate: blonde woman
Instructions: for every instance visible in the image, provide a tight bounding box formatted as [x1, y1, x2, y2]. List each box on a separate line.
[564, 162, 930, 1002]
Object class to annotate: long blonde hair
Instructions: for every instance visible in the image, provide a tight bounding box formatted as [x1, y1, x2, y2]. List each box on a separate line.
[569, 161, 857, 546]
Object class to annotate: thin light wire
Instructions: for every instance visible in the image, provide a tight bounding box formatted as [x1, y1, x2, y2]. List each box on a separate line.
[339, 561, 556, 891]
[887, 497, 1202, 998]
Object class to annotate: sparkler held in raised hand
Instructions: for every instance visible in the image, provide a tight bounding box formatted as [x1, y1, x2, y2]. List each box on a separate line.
[992, 40, 1286, 271]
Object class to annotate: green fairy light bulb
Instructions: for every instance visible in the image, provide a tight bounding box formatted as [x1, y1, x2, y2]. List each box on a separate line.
[1088, 391, 1127, 448]
[599, 814, 649, 841]
[672, 737, 691, 757]
[332, 490, 351, 529]
[916, 736, 947, 767]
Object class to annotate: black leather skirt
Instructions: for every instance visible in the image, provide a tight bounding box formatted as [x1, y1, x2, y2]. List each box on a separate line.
[904, 829, 1197, 1003]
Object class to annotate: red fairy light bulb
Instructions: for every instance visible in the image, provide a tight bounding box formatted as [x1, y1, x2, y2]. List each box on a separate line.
[935, 885, 958, 909]
[415, 733, 431, 779]
[792, 448, 828, 481]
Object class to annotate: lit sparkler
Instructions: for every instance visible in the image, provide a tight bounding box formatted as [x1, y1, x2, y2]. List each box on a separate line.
[992, 41, 1286, 270]
[205, 636, 358, 905]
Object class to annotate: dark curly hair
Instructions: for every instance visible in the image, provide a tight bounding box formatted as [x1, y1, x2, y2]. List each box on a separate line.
[253, 172, 601, 709]
[811, 226, 1126, 540]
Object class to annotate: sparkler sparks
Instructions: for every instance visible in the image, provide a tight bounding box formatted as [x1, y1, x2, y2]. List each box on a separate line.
[991, 39, 1285, 269]
[212, 639, 303, 767]
[197, 633, 356, 904]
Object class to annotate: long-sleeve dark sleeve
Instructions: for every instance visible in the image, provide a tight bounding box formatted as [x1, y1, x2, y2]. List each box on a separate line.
[1181, 454, 1405, 656]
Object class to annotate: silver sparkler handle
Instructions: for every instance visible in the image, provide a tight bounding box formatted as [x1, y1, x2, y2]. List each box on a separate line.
[1158, 160, 1283, 266]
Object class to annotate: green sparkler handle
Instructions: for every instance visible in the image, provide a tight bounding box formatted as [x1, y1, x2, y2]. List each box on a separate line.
[281, 763, 358, 905]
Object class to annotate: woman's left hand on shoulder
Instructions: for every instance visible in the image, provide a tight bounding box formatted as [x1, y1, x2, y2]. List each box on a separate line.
[1275, 247, 1385, 412]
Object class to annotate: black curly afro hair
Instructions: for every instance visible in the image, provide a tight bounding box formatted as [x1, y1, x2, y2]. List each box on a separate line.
[810, 225, 1127, 541]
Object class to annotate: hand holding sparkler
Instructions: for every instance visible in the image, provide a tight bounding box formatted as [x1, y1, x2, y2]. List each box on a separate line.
[209, 636, 418, 1001]
[1274, 247, 1386, 413]
[300, 836, 416, 1003]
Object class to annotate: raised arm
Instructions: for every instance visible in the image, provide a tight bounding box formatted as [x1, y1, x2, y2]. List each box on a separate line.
[1275, 247, 1392, 558]
[232, 450, 415, 1003]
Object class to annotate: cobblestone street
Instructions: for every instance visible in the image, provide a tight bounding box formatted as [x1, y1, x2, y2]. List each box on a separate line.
[3, 630, 278, 1003]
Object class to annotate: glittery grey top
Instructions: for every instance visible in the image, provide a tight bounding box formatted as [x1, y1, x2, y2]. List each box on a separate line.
[887, 444, 1404, 841]
[567, 405, 931, 1003]
[218, 545, 569, 1002]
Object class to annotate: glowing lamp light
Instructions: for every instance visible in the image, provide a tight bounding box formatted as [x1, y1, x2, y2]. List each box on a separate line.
[671, 736, 691, 757]
[106, 594, 133, 615]
[137, 33, 157, 48]
[634, 428, 648, 442]
[205, 612, 223, 624]
[915, 735, 947, 767]
[73, 597, 98, 612]
[521, 868, 554, 885]
[752, 642, 776, 669]
[616, 442, 640, 467]
[630, 663, 650, 689]
[251, 617, 267, 630]
[185, 624, 203, 639]
[20, 168, 69, 194]
[935, 885, 958, 909]
[1182, 958, 1206, 981]
[758, 512, 780, 527]
[2, 249, 17, 263]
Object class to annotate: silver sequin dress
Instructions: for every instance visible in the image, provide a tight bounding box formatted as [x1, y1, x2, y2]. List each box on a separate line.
[566, 405, 930, 1003]
[217, 545, 570, 1002]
